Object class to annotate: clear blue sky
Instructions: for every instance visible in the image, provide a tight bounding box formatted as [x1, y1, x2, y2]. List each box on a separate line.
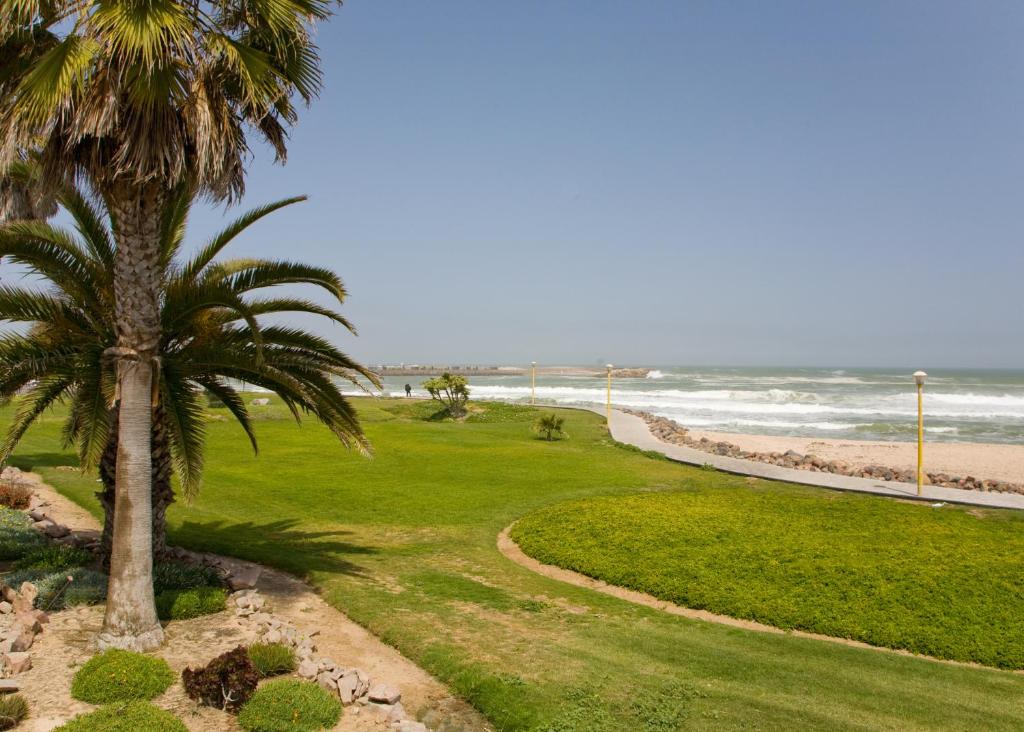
[58, 2, 1024, 366]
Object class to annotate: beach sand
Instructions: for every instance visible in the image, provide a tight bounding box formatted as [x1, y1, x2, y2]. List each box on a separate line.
[687, 429, 1024, 485]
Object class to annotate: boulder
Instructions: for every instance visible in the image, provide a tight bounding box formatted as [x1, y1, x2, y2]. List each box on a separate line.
[316, 671, 338, 694]
[297, 659, 318, 680]
[0, 603, 11, 615]
[337, 672, 359, 704]
[396, 722, 429, 732]
[41, 522, 70, 539]
[0, 679, 18, 694]
[368, 683, 401, 705]
[226, 565, 261, 591]
[9, 629, 34, 653]
[1, 652, 31, 675]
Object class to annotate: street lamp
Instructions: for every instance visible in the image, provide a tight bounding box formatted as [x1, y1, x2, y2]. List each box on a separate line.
[914, 370, 927, 495]
[530, 361, 537, 405]
[606, 364, 614, 424]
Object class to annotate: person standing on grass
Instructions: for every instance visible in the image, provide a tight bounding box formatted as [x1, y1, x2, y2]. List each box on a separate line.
[405, 384, 413, 397]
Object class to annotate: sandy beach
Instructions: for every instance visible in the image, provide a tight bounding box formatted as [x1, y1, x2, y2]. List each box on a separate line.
[687, 428, 1024, 485]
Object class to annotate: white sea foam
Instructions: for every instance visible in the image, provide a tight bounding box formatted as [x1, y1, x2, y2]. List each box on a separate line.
[646, 370, 666, 379]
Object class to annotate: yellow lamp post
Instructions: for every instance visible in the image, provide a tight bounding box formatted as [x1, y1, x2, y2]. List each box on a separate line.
[606, 364, 613, 423]
[914, 370, 927, 495]
[530, 361, 536, 405]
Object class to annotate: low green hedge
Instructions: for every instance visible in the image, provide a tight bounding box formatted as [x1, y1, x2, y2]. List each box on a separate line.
[155, 586, 227, 620]
[238, 679, 342, 732]
[0, 507, 46, 560]
[56, 701, 186, 732]
[2, 566, 107, 610]
[71, 649, 175, 704]
[14, 544, 93, 572]
[153, 560, 224, 593]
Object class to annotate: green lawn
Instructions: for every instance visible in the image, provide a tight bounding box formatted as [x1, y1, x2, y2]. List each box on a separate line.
[511, 491, 1024, 669]
[7, 398, 1024, 731]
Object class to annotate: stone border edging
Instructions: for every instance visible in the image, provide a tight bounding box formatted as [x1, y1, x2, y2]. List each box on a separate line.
[497, 522, 1021, 674]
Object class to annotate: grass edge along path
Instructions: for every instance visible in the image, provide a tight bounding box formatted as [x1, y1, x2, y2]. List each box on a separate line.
[9, 399, 1024, 731]
[509, 490, 1024, 671]
[498, 522, 1018, 673]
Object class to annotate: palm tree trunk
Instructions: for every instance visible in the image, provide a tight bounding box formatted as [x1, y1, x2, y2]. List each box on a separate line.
[98, 404, 175, 565]
[98, 180, 164, 651]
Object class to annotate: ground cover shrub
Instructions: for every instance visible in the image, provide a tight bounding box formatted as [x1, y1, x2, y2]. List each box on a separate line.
[14, 544, 93, 572]
[237, 678, 342, 732]
[465, 402, 537, 423]
[0, 507, 45, 560]
[153, 559, 223, 593]
[55, 701, 186, 732]
[248, 642, 296, 677]
[71, 649, 175, 704]
[155, 585, 227, 620]
[0, 694, 28, 731]
[0, 479, 32, 509]
[511, 490, 1024, 669]
[182, 646, 259, 712]
[3, 567, 107, 610]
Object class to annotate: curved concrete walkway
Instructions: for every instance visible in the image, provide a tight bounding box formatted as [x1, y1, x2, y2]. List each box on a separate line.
[600, 407, 1024, 511]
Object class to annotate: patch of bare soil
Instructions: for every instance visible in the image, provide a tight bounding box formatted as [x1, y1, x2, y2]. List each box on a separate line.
[18, 478, 489, 731]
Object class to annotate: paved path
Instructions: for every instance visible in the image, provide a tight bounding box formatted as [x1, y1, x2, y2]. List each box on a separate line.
[601, 407, 1024, 511]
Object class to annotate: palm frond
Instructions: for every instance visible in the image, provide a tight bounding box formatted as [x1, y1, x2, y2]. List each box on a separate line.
[177, 195, 306, 282]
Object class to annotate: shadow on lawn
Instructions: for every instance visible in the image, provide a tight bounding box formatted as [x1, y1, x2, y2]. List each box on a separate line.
[173, 518, 379, 583]
[9, 452, 83, 471]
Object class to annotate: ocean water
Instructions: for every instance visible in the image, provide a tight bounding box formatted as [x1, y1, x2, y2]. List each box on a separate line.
[376, 368, 1024, 445]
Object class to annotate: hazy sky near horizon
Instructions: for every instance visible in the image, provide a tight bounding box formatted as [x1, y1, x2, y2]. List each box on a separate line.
[13, 1, 1024, 368]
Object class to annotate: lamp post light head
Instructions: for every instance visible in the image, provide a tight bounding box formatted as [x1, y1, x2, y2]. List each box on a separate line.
[531, 361, 536, 367]
[913, 370, 927, 386]
[606, 364, 614, 371]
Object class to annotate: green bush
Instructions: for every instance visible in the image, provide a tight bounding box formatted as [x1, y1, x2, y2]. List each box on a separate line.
[0, 694, 28, 731]
[0, 507, 46, 560]
[238, 679, 342, 732]
[153, 559, 223, 593]
[155, 585, 227, 620]
[55, 701, 186, 732]
[71, 649, 175, 704]
[14, 544, 93, 572]
[248, 643, 296, 677]
[3, 567, 107, 610]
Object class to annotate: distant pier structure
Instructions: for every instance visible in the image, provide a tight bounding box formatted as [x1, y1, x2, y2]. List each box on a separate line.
[373, 365, 525, 376]
[371, 364, 651, 378]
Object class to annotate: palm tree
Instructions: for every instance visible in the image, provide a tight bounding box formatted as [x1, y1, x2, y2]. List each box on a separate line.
[534, 413, 566, 442]
[0, 174, 377, 575]
[0, 0, 337, 649]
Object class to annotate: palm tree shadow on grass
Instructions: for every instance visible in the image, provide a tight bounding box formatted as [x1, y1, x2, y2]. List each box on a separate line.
[172, 518, 379, 583]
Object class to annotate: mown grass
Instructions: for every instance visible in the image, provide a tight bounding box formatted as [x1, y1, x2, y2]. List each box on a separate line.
[7, 398, 1024, 731]
[511, 491, 1024, 669]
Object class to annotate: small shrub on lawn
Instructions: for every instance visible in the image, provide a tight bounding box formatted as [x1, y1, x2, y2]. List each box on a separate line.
[0, 694, 29, 731]
[182, 646, 259, 712]
[248, 642, 296, 677]
[71, 649, 175, 704]
[238, 679, 342, 732]
[0, 507, 46, 560]
[14, 544, 93, 572]
[155, 585, 227, 620]
[153, 559, 224, 593]
[55, 701, 187, 732]
[0, 479, 33, 510]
